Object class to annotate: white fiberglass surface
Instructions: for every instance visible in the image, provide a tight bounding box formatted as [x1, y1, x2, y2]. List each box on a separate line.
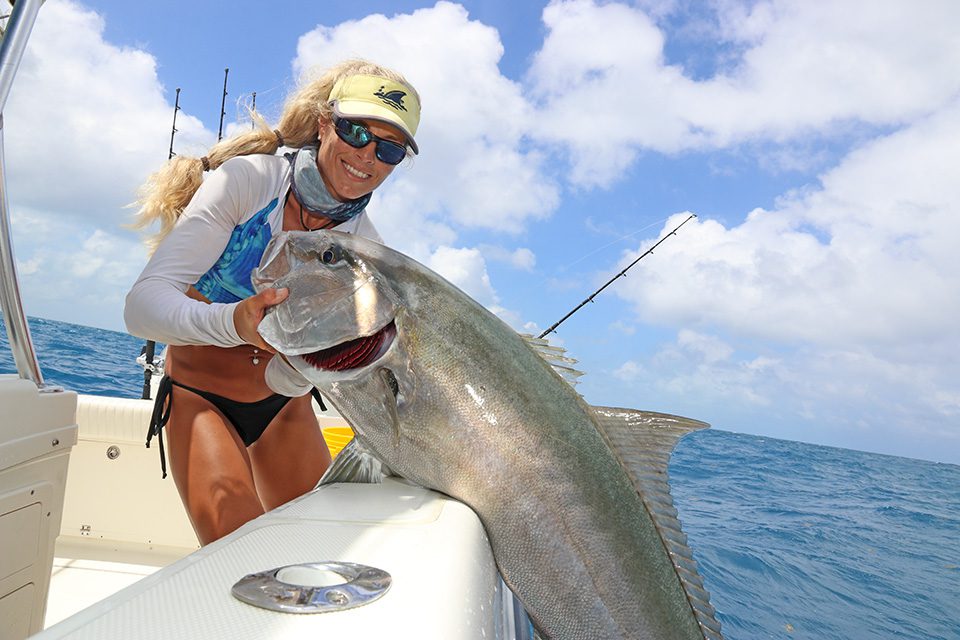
[36, 480, 503, 640]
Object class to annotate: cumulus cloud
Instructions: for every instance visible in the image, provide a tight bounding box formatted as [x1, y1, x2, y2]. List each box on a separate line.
[607, 325, 959, 459]
[508, 248, 536, 271]
[527, 0, 960, 185]
[12, 212, 146, 328]
[16, 257, 41, 277]
[676, 329, 734, 364]
[708, 2, 960, 129]
[426, 245, 498, 308]
[5, 0, 212, 226]
[614, 359, 645, 381]
[478, 245, 536, 271]
[610, 101, 960, 348]
[294, 1, 561, 248]
[0, 0, 221, 328]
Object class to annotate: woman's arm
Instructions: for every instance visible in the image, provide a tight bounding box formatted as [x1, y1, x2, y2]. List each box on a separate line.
[124, 158, 261, 346]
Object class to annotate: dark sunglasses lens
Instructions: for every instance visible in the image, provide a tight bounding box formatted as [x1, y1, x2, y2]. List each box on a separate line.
[335, 119, 369, 148]
[375, 141, 406, 165]
[335, 117, 406, 164]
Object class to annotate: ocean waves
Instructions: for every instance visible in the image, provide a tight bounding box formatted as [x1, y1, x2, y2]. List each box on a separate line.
[672, 430, 960, 639]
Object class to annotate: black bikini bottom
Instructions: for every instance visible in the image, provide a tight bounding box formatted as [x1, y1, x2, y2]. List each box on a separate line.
[146, 375, 325, 478]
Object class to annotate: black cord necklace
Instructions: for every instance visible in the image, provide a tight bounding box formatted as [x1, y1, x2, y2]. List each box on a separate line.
[299, 200, 312, 230]
[290, 191, 332, 231]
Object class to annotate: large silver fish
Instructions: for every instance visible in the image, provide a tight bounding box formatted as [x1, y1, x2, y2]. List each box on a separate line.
[253, 230, 722, 640]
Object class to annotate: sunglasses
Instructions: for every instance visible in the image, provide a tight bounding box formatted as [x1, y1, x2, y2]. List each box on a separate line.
[333, 117, 408, 165]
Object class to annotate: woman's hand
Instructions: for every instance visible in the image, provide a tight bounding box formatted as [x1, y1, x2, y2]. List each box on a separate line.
[233, 287, 289, 351]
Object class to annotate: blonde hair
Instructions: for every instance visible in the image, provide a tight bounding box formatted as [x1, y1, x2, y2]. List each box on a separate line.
[131, 59, 420, 250]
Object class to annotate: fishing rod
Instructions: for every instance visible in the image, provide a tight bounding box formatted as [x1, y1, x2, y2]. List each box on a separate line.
[537, 214, 696, 339]
[217, 67, 229, 141]
[167, 87, 180, 160]
[139, 88, 182, 400]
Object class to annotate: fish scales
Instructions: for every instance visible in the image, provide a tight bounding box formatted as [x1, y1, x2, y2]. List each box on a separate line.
[254, 230, 720, 640]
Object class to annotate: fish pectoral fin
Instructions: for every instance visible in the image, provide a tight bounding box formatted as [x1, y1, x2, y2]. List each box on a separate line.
[317, 439, 385, 485]
[378, 367, 403, 448]
[590, 406, 722, 640]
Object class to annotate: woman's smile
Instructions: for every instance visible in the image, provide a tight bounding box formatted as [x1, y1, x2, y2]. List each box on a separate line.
[317, 118, 404, 201]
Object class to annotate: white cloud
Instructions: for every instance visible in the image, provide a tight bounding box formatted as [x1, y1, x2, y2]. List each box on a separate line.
[5, 0, 212, 226]
[610, 101, 960, 347]
[426, 245, 498, 308]
[614, 330, 778, 408]
[528, 1, 685, 185]
[527, 0, 960, 185]
[522, 320, 543, 336]
[293, 1, 561, 245]
[522, 0, 960, 461]
[0, 0, 224, 330]
[421, 243, 527, 328]
[614, 327, 960, 460]
[614, 359, 645, 381]
[477, 245, 536, 271]
[366, 178, 457, 262]
[16, 257, 41, 276]
[710, 2, 960, 130]
[676, 329, 733, 364]
[609, 320, 636, 336]
[12, 215, 146, 330]
[509, 248, 536, 271]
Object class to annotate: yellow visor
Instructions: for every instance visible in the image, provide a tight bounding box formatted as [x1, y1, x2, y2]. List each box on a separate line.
[329, 74, 420, 154]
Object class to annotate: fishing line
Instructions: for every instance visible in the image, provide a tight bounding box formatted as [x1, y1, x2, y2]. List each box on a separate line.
[559, 216, 671, 273]
[237, 83, 285, 127]
[538, 214, 696, 339]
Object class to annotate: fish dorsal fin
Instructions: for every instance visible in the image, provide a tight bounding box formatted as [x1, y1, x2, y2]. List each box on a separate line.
[318, 438, 386, 485]
[521, 334, 585, 388]
[591, 406, 723, 640]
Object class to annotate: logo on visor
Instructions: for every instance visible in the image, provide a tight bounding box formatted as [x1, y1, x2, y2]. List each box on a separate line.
[374, 86, 408, 112]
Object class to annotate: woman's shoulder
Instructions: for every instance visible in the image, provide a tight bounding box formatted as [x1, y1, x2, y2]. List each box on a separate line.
[209, 153, 290, 204]
[217, 152, 289, 179]
[180, 152, 290, 225]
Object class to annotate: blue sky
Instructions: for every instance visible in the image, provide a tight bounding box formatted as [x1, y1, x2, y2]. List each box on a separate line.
[4, 0, 959, 464]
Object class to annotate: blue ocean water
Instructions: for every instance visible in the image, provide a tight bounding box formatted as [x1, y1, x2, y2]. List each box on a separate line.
[672, 431, 960, 639]
[0, 315, 153, 397]
[2, 315, 959, 639]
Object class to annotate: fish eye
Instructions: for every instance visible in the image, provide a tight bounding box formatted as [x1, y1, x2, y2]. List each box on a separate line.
[320, 246, 339, 264]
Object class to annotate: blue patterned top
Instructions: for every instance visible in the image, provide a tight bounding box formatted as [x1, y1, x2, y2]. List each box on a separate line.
[194, 198, 278, 303]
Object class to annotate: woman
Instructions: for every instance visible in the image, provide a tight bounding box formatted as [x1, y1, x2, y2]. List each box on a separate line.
[125, 59, 421, 545]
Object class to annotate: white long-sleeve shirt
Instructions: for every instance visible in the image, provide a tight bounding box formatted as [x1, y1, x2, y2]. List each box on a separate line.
[124, 152, 381, 347]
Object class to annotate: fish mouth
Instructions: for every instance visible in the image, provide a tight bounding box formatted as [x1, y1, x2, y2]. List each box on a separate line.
[301, 320, 396, 371]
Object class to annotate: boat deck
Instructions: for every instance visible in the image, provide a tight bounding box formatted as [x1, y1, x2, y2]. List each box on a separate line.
[46, 557, 159, 629]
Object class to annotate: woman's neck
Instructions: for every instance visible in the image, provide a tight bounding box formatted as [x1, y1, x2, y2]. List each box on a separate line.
[284, 191, 334, 231]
